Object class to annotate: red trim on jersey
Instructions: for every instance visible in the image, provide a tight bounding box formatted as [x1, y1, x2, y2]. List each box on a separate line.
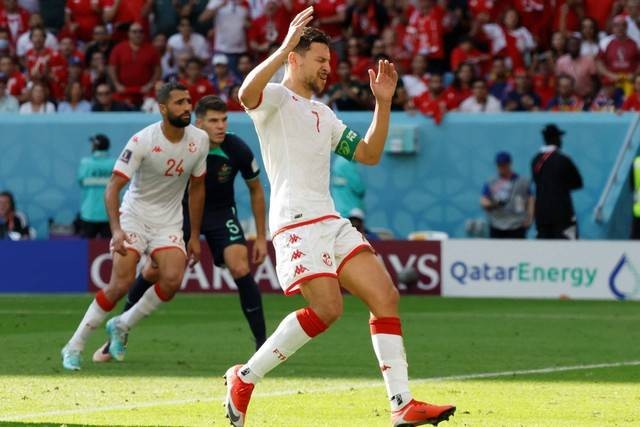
[296, 307, 328, 337]
[273, 215, 341, 238]
[369, 317, 403, 336]
[284, 272, 338, 296]
[336, 244, 373, 275]
[150, 245, 186, 258]
[153, 283, 173, 302]
[241, 91, 263, 110]
[112, 246, 141, 258]
[95, 289, 116, 311]
[112, 170, 130, 180]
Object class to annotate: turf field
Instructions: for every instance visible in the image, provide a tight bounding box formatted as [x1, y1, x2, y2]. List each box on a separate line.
[1, 294, 639, 426]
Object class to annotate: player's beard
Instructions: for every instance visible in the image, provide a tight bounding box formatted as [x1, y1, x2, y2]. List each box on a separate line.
[306, 74, 327, 95]
[167, 111, 191, 128]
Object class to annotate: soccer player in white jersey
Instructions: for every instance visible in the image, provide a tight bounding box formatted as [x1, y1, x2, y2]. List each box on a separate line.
[60, 82, 209, 371]
[223, 7, 456, 427]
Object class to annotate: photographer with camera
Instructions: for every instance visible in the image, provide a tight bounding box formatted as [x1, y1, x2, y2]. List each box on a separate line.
[480, 151, 534, 239]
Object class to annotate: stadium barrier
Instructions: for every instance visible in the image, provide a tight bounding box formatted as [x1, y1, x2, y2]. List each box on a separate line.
[2, 239, 639, 300]
[0, 112, 637, 240]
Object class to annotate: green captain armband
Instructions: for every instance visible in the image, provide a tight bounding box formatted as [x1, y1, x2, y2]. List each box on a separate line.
[334, 127, 362, 161]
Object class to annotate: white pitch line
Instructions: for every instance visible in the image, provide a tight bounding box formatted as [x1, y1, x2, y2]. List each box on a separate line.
[2, 359, 639, 421]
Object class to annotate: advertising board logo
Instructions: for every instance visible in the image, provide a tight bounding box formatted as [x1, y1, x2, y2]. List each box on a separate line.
[608, 254, 640, 300]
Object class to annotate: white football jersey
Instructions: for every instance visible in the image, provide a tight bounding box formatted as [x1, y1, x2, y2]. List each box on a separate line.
[113, 122, 209, 227]
[246, 83, 355, 235]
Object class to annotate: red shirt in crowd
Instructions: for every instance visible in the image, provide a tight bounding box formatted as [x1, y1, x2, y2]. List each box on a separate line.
[0, 5, 29, 47]
[467, 0, 506, 21]
[599, 37, 640, 74]
[442, 86, 471, 109]
[413, 90, 454, 124]
[180, 76, 215, 106]
[100, 0, 150, 41]
[314, 0, 347, 40]
[66, 0, 102, 42]
[349, 2, 385, 38]
[6, 70, 26, 97]
[553, 0, 581, 32]
[585, 0, 616, 30]
[622, 93, 640, 111]
[248, 6, 290, 53]
[511, 0, 551, 45]
[25, 47, 68, 83]
[109, 41, 159, 88]
[405, 5, 446, 60]
[532, 72, 555, 107]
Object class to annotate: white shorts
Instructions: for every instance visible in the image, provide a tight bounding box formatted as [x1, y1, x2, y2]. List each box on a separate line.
[111, 213, 186, 259]
[272, 216, 372, 295]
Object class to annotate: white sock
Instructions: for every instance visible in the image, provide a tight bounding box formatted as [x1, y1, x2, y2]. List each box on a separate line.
[370, 317, 412, 411]
[68, 300, 108, 351]
[118, 285, 165, 330]
[239, 308, 326, 384]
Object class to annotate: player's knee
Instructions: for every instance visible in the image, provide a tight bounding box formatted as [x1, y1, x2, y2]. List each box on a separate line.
[228, 263, 250, 279]
[160, 270, 184, 291]
[312, 298, 343, 326]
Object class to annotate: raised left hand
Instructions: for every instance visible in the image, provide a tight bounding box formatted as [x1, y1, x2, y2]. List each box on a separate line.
[368, 59, 398, 104]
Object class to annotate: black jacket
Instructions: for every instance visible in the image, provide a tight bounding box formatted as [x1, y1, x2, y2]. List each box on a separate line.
[531, 148, 583, 227]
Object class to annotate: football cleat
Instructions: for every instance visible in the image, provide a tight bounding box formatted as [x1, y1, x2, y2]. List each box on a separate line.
[61, 344, 81, 371]
[92, 340, 112, 363]
[223, 365, 255, 427]
[391, 399, 456, 426]
[105, 317, 127, 362]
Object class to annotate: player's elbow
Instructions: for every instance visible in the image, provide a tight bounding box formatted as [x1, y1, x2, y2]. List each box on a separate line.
[358, 152, 381, 166]
[238, 86, 258, 110]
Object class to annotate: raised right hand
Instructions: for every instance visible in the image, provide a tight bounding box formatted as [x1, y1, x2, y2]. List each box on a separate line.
[281, 6, 314, 52]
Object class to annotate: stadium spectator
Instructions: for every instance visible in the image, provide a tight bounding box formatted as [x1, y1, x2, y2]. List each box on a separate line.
[0, 71, 18, 111]
[140, 79, 162, 113]
[77, 133, 116, 238]
[167, 17, 210, 62]
[555, 36, 597, 97]
[209, 53, 239, 101]
[622, 73, 640, 111]
[91, 82, 131, 111]
[87, 50, 107, 88]
[198, 0, 250, 74]
[481, 151, 533, 239]
[390, 83, 409, 111]
[622, 0, 640, 47]
[181, 57, 214, 105]
[511, 0, 551, 48]
[64, 0, 103, 43]
[481, 8, 536, 71]
[632, 153, 640, 239]
[531, 124, 583, 239]
[345, 0, 389, 43]
[19, 81, 55, 113]
[0, 55, 26, 100]
[547, 74, 584, 111]
[83, 24, 113, 68]
[101, 0, 152, 42]
[108, 21, 161, 107]
[326, 59, 370, 111]
[58, 80, 91, 112]
[411, 73, 449, 123]
[487, 57, 510, 101]
[579, 17, 603, 58]
[151, 32, 174, 79]
[585, 0, 616, 31]
[449, 34, 490, 75]
[58, 36, 83, 64]
[23, 26, 67, 100]
[304, 0, 346, 53]
[401, 54, 429, 98]
[589, 76, 624, 111]
[503, 67, 540, 111]
[248, 0, 289, 60]
[151, 0, 181, 37]
[226, 83, 243, 110]
[404, 0, 446, 70]
[444, 62, 474, 109]
[545, 30, 567, 65]
[0, 0, 30, 49]
[598, 15, 640, 96]
[459, 78, 502, 112]
[0, 27, 10, 56]
[0, 190, 30, 240]
[15, 13, 58, 58]
[345, 36, 372, 83]
[236, 53, 253, 81]
[66, 56, 93, 99]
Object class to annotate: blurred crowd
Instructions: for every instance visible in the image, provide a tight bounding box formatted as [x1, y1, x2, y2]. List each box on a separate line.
[3, 0, 640, 119]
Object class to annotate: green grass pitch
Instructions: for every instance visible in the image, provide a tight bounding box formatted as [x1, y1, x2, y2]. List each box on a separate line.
[1, 294, 639, 426]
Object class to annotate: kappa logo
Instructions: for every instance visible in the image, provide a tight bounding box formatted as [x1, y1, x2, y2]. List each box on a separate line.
[291, 249, 305, 261]
[292, 95, 299, 101]
[381, 364, 391, 372]
[152, 145, 162, 153]
[132, 135, 139, 143]
[188, 141, 197, 153]
[289, 234, 302, 244]
[322, 252, 333, 266]
[294, 265, 309, 276]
